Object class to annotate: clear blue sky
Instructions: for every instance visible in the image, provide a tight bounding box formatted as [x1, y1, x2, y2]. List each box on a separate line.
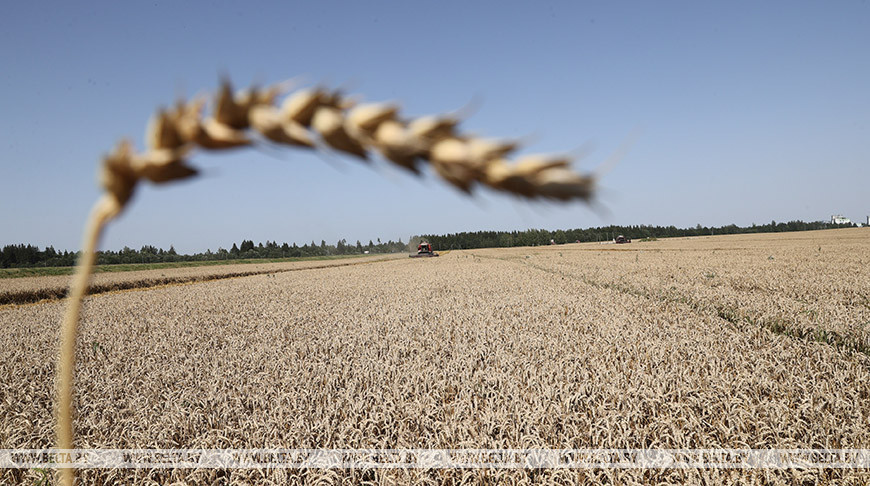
[1, 1, 867, 253]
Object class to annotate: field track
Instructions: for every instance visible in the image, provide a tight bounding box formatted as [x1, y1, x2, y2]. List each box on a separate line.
[2, 228, 869, 484]
[0, 255, 403, 307]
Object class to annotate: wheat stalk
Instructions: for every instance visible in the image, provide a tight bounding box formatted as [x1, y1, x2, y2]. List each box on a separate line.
[56, 77, 596, 485]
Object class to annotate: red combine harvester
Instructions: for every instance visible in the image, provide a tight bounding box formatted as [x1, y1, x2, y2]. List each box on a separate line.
[614, 235, 631, 244]
[410, 242, 439, 258]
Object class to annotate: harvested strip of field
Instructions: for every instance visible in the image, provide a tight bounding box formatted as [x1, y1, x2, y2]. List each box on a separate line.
[0, 254, 403, 306]
[2, 231, 869, 484]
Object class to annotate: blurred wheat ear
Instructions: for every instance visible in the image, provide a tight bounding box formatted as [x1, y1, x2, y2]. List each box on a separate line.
[56, 77, 597, 486]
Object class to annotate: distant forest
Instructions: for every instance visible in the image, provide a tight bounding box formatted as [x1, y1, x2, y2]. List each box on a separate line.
[416, 220, 856, 251]
[0, 238, 407, 268]
[1, 220, 857, 268]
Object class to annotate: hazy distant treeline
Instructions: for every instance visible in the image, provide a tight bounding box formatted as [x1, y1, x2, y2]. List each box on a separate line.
[2, 220, 855, 268]
[416, 220, 855, 251]
[0, 238, 407, 268]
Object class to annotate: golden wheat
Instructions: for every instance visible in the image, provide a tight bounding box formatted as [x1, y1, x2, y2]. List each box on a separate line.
[54, 77, 599, 485]
[2, 230, 868, 484]
[500, 228, 870, 354]
[0, 254, 402, 306]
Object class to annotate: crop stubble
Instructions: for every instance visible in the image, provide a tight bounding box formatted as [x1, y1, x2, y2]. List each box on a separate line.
[1, 229, 869, 484]
[0, 255, 403, 307]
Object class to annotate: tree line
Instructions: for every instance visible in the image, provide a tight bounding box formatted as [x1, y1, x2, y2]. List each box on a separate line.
[415, 220, 856, 251]
[2, 220, 856, 268]
[0, 238, 407, 268]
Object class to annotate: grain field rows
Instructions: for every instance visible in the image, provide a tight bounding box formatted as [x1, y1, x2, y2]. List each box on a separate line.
[2, 229, 869, 484]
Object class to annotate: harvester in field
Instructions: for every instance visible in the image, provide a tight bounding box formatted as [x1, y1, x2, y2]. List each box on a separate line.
[410, 242, 439, 258]
[614, 235, 631, 244]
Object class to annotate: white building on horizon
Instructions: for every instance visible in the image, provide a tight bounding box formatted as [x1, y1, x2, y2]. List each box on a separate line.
[831, 214, 851, 225]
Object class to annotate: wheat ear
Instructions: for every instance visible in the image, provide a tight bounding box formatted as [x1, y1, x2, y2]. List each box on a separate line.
[56, 77, 597, 485]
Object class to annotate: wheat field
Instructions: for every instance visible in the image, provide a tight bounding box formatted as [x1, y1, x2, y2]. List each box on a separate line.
[2, 228, 869, 484]
[0, 254, 403, 307]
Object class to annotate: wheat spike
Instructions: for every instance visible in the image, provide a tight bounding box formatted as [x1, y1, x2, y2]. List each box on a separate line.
[98, 77, 597, 208]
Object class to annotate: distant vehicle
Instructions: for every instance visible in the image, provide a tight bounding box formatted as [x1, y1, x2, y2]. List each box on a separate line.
[410, 242, 439, 258]
[614, 235, 631, 244]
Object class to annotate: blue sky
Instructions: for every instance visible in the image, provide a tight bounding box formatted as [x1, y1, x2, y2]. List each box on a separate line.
[1, 1, 867, 253]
